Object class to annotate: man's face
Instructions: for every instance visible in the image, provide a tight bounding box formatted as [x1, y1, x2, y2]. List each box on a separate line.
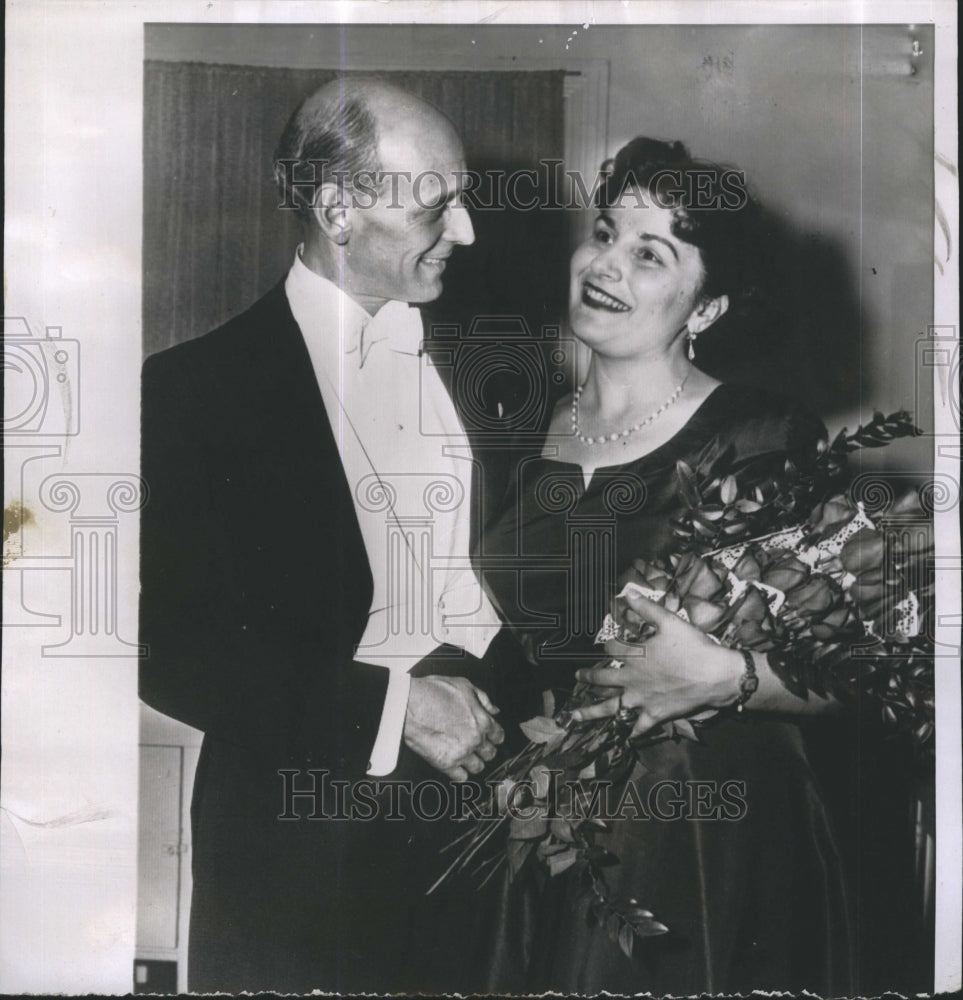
[341, 114, 474, 311]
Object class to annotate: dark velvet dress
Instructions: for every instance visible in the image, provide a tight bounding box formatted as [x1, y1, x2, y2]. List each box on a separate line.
[477, 384, 854, 995]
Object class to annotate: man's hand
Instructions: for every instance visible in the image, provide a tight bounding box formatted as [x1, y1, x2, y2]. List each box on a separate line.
[404, 676, 504, 781]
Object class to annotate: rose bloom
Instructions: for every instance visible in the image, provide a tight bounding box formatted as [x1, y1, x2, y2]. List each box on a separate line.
[731, 618, 777, 650]
[760, 552, 811, 592]
[682, 594, 729, 632]
[784, 574, 839, 617]
[728, 586, 770, 626]
[839, 528, 885, 577]
[731, 549, 763, 581]
[889, 490, 927, 519]
[810, 604, 859, 641]
[809, 495, 858, 536]
[621, 557, 672, 592]
[674, 553, 727, 601]
[848, 571, 886, 618]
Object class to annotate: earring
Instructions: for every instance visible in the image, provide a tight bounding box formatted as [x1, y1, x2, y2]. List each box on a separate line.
[686, 329, 697, 361]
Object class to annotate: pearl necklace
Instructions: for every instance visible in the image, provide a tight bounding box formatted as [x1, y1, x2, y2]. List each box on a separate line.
[571, 372, 690, 446]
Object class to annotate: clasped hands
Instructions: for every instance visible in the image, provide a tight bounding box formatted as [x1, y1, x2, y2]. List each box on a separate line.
[571, 590, 746, 738]
[404, 676, 504, 781]
[400, 591, 751, 775]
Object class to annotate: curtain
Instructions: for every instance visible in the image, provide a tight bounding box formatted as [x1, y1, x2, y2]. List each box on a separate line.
[143, 62, 566, 356]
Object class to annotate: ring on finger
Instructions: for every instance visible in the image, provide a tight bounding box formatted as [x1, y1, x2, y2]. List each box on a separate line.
[616, 692, 639, 723]
[609, 658, 625, 670]
[619, 622, 657, 645]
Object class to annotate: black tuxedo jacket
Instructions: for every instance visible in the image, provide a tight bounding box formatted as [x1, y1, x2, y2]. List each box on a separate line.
[140, 281, 530, 770]
[139, 282, 534, 992]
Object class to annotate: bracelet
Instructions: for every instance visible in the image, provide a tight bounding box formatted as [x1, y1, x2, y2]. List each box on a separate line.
[734, 649, 758, 713]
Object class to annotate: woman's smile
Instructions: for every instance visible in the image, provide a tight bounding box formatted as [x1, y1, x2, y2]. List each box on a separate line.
[581, 279, 632, 312]
[568, 199, 714, 358]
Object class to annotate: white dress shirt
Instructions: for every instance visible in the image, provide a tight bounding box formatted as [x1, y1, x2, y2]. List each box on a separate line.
[284, 249, 502, 775]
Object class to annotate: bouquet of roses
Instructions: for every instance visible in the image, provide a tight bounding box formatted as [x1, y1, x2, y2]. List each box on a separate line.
[429, 411, 934, 957]
[613, 491, 934, 747]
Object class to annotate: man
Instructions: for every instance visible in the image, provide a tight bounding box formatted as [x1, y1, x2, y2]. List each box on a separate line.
[140, 79, 535, 993]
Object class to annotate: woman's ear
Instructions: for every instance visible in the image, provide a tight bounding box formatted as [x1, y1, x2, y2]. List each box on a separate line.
[311, 183, 350, 246]
[687, 294, 730, 335]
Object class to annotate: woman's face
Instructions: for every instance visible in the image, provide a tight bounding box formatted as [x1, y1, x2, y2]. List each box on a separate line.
[569, 192, 716, 359]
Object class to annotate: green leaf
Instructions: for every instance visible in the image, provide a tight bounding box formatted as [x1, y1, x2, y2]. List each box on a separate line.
[631, 916, 670, 937]
[676, 460, 702, 508]
[696, 507, 726, 522]
[547, 848, 578, 876]
[550, 816, 575, 843]
[519, 715, 567, 744]
[618, 922, 635, 958]
[536, 838, 570, 858]
[530, 763, 554, 800]
[720, 475, 738, 504]
[671, 718, 700, 742]
[507, 837, 535, 879]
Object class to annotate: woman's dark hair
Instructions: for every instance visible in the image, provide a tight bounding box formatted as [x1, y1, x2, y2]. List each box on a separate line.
[597, 137, 763, 311]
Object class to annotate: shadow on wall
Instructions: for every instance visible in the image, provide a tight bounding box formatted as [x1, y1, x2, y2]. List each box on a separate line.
[695, 209, 863, 421]
[429, 201, 866, 432]
[431, 158, 569, 338]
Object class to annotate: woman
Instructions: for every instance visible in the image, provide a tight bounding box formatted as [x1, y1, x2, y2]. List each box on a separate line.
[479, 138, 853, 995]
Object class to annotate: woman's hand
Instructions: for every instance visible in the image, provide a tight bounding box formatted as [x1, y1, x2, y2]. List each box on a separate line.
[571, 591, 744, 738]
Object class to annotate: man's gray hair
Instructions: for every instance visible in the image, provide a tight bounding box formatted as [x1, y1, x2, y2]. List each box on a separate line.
[273, 81, 381, 221]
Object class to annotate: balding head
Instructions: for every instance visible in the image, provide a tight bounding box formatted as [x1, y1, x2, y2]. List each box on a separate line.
[276, 77, 474, 312]
[274, 77, 458, 221]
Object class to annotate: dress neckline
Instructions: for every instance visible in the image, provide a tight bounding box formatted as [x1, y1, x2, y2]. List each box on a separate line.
[539, 382, 729, 490]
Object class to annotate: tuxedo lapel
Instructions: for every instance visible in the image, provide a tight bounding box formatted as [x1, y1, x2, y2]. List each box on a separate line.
[226, 286, 344, 489]
[213, 282, 374, 605]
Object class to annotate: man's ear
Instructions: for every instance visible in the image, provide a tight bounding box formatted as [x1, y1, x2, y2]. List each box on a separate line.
[687, 294, 730, 335]
[311, 183, 350, 246]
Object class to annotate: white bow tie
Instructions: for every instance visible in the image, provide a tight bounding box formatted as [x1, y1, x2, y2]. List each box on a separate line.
[349, 301, 424, 368]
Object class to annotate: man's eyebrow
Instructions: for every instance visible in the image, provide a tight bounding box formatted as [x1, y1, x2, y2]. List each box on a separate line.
[637, 232, 679, 261]
[419, 175, 466, 209]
